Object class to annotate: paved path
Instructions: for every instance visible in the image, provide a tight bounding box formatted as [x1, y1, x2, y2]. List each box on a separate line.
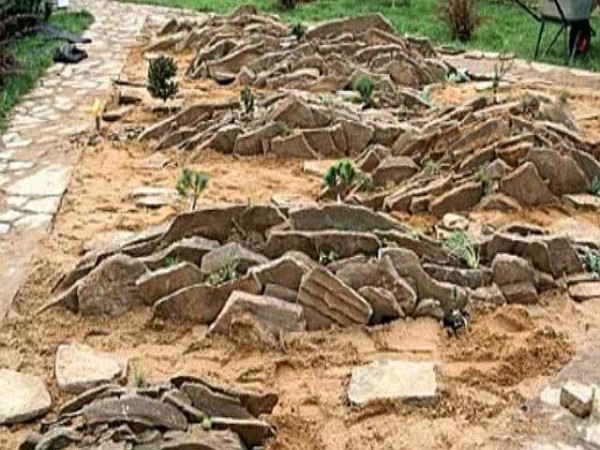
[0, 0, 202, 321]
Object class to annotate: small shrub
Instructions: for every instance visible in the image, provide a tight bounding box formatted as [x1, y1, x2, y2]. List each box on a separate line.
[240, 86, 255, 114]
[559, 90, 570, 105]
[163, 256, 181, 268]
[355, 76, 376, 108]
[278, 0, 297, 10]
[476, 166, 492, 195]
[491, 57, 513, 103]
[444, 230, 479, 269]
[422, 159, 441, 176]
[291, 22, 306, 40]
[590, 176, 600, 196]
[323, 159, 370, 200]
[201, 416, 212, 431]
[176, 168, 208, 211]
[147, 56, 179, 103]
[318, 250, 338, 265]
[207, 260, 240, 286]
[440, 0, 480, 43]
[134, 369, 148, 388]
[584, 250, 600, 274]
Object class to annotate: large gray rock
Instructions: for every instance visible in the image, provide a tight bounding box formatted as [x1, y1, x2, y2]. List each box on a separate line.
[161, 428, 245, 450]
[527, 148, 589, 196]
[559, 380, 595, 418]
[297, 267, 372, 329]
[140, 236, 219, 271]
[486, 233, 583, 277]
[429, 182, 483, 217]
[358, 286, 405, 324]
[201, 242, 269, 276]
[0, 369, 52, 424]
[336, 257, 417, 314]
[499, 162, 556, 206]
[76, 254, 149, 316]
[569, 281, 600, 302]
[348, 360, 436, 405]
[305, 14, 395, 40]
[153, 274, 261, 323]
[83, 396, 188, 431]
[265, 230, 381, 260]
[288, 204, 405, 232]
[499, 281, 538, 304]
[209, 291, 306, 337]
[55, 343, 127, 394]
[211, 417, 276, 448]
[181, 382, 253, 419]
[380, 247, 468, 312]
[249, 253, 312, 291]
[136, 262, 204, 305]
[491, 253, 535, 286]
[372, 156, 419, 185]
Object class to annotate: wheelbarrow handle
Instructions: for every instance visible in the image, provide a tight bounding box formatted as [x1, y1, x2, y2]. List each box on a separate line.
[513, 0, 542, 22]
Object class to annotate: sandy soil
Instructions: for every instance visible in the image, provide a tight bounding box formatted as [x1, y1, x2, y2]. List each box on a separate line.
[2, 23, 600, 450]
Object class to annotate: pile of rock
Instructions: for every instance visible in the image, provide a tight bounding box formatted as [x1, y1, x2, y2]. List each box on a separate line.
[137, 91, 413, 157]
[352, 94, 600, 215]
[42, 203, 600, 342]
[19, 374, 277, 450]
[148, 6, 446, 93]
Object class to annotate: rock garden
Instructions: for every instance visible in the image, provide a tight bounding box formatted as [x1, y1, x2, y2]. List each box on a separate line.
[2, 4, 600, 450]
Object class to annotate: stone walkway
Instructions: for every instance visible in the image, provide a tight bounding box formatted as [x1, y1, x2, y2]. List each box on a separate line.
[0, 0, 203, 321]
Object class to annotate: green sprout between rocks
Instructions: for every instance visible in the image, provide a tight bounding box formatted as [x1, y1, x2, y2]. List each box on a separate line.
[240, 86, 255, 114]
[147, 55, 179, 103]
[355, 76, 376, 109]
[176, 168, 208, 211]
[323, 159, 372, 201]
[444, 230, 480, 269]
[206, 260, 240, 286]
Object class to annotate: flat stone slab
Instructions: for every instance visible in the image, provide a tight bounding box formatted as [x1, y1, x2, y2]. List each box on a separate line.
[569, 282, 600, 302]
[55, 343, 128, 394]
[0, 369, 52, 424]
[348, 360, 436, 405]
[5, 164, 70, 196]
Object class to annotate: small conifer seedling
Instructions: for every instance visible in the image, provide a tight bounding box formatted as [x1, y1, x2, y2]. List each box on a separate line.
[176, 168, 208, 211]
[147, 56, 179, 103]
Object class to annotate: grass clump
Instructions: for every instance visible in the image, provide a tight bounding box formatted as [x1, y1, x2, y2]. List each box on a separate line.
[206, 260, 240, 286]
[584, 250, 600, 275]
[355, 76, 376, 109]
[291, 22, 306, 40]
[422, 159, 441, 176]
[240, 86, 255, 114]
[444, 230, 480, 269]
[323, 159, 372, 201]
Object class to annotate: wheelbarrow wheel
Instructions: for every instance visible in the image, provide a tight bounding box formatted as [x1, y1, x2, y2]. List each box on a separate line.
[570, 20, 592, 55]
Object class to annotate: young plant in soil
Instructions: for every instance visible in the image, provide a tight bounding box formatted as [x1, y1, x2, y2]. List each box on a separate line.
[584, 250, 600, 275]
[422, 158, 441, 176]
[476, 165, 492, 195]
[355, 76, 376, 109]
[444, 230, 480, 269]
[291, 22, 306, 41]
[176, 168, 208, 211]
[323, 159, 372, 201]
[590, 176, 600, 197]
[147, 55, 179, 103]
[318, 250, 338, 265]
[240, 86, 255, 115]
[491, 57, 513, 104]
[206, 260, 240, 286]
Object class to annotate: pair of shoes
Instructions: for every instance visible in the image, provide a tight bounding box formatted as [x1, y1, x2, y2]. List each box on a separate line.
[53, 44, 88, 64]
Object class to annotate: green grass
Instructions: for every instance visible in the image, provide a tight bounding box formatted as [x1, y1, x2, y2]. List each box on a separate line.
[123, 0, 600, 71]
[0, 10, 94, 130]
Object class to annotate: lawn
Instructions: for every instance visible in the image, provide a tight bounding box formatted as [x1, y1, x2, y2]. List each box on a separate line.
[0, 10, 94, 130]
[123, 0, 600, 71]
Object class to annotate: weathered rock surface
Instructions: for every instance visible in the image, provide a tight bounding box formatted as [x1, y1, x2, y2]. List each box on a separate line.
[209, 291, 306, 338]
[559, 380, 595, 418]
[55, 343, 127, 394]
[83, 396, 188, 431]
[153, 274, 262, 323]
[499, 162, 556, 206]
[492, 253, 535, 286]
[136, 262, 204, 305]
[358, 286, 405, 324]
[297, 267, 373, 329]
[348, 360, 436, 405]
[249, 253, 312, 291]
[201, 242, 269, 275]
[77, 254, 149, 316]
[569, 282, 600, 302]
[289, 204, 405, 232]
[0, 369, 52, 424]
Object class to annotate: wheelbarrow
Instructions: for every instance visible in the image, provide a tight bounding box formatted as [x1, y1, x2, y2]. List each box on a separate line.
[514, 0, 596, 64]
